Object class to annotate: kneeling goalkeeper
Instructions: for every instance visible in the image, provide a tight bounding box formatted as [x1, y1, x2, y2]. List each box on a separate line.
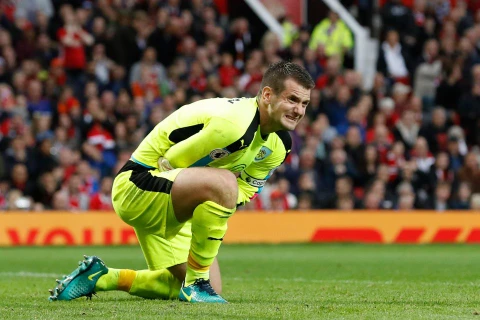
[48, 61, 313, 303]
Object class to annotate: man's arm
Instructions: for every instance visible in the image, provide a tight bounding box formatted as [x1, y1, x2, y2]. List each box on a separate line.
[163, 117, 244, 169]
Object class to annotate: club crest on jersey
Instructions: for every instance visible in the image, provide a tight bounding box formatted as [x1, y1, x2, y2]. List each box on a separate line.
[209, 148, 230, 160]
[254, 146, 273, 162]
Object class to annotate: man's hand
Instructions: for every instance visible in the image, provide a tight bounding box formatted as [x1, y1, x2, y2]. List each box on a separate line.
[158, 157, 174, 171]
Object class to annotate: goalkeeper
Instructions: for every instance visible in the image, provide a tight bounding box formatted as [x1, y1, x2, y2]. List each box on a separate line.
[48, 61, 314, 303]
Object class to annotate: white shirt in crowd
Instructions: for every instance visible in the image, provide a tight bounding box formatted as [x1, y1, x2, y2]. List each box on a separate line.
[383, 42, 409, 78]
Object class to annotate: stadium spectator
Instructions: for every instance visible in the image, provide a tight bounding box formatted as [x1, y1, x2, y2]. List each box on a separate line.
[89, 176, 113, 210]
[324, 85, 352, 134]
[269, 189, 289, 211]
[6, 189, 27, 210]
[344, 126, 364, 166]
[326, 175, 360, 209]
[64, 173, 89, 210]
[297, 191, 315, 210]
[395, 181, 415, 206]
[222, 18, 255, 69]
[296, 172, 321, 206]
[457, 152, 480, 193]
[27, 79, 52, 116]
[381, 0, 415, 41]
[357, 144, 379, 186]
[413, 39, 442, 109]
[410, 137, 435, 174]
[147, 13, 181, 68]
[377, 29, 412, 83]
[90, 43, 115, 90]
[51, 190, 70, 210]
[385, 141, 406, 182]
[308, 10, 353, 61]
[397, 193, 415, 210]
[376, 97, 396, 129]
[470, 193, 480, 210]
[429, 181, 452, 211]
[419, 107, 449, 154]
[303, 48, 323, 81]
[32, 171, 58, 209]
[315, 55, 343, 91]
[3, 136, 35, 175]
[458, 83, 480, 146]
[435, 64, 462, 111]
[363, 189, 383, 210]
[130, 47, 167, 98]
[323, 148, 358, 190]
[218, 52, 239, 88]
[15, 23, 37, 63]
[427, 151, 455, 194]
[56, 5, 93, 94]
[451, 181, 472, 210]
[34, 133, 57, 177]
[10, 163, 35, 197]
[393, 109, 420, 150]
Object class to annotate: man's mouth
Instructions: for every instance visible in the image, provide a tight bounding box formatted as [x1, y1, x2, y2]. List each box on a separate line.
[285, 115, 297, 122]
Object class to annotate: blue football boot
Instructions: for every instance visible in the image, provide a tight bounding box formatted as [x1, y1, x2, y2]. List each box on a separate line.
[48, 255, 108, 301]
[179, 279, 227, 303]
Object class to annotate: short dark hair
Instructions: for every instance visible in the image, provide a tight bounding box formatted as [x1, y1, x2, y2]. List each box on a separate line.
[258, 61, 315, 96]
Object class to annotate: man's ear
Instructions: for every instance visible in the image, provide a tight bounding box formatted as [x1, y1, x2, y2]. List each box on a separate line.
[261, 86, 273, 105]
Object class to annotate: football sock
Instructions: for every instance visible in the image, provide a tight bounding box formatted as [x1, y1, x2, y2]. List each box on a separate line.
[95, 268, 181, 299]
[129, 269, 181, 299]
[185, 200, 235, 286]
[95, 268, 121, 291]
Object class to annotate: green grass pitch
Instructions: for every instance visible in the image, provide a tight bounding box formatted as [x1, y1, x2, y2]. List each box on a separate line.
[0, 244, 479, 319]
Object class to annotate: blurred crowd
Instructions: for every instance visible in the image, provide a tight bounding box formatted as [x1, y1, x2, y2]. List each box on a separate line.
[1, 0, 480, 212]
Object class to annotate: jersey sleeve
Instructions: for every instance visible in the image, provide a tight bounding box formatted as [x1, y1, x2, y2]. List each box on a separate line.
[236, 131, 292, 206]
[163, 117, 244, 168]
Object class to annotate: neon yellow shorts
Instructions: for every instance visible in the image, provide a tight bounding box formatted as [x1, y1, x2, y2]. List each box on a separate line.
[112, 160, 192, 270]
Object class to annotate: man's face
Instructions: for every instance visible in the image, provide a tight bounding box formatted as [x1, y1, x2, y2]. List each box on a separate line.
[267, 79, 311, 131]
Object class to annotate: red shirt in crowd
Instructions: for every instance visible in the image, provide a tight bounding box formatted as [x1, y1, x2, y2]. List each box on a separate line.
[57, 28, 87, 70]
[385, 150, 406, 182]
[218, 65, 239, 87]
[89, 193, 113, 210]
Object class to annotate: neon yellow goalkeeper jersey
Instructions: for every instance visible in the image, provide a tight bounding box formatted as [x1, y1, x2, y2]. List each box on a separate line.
[131, 97, 291, 205]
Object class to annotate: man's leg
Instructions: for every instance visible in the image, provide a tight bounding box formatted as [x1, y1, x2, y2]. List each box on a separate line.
[90, 218, 223, 299]
[48, 165, 232, 302]
[48, 225, 223, 301]
[49, 164, 185, 301]
[95, 268, 180, 299]
[167, 257, 223, 294]
[169, 168, 237, 302]
[93, 258, 222, 298]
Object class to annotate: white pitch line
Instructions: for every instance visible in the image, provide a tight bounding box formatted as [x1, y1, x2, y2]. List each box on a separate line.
[0, 271, 59, 278]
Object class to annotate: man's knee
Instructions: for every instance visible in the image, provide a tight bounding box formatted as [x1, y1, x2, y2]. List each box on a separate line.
[171, 168, 238, 221]
[207, 170, 238, 208]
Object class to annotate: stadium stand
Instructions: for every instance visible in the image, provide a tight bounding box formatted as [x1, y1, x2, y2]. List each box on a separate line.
[0, 0, 479, 211]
